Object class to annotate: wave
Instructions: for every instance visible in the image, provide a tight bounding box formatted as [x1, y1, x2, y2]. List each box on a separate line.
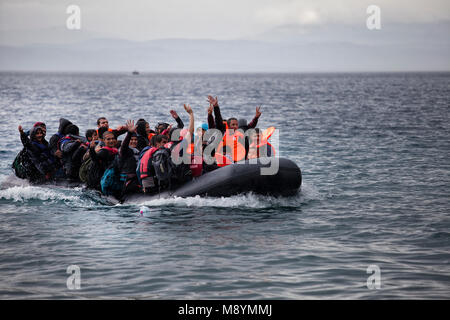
[136, 182, 321, 215]
[0, 185, 75, 202]
[0, 185, 82, 203]
[0, 172, 320, 210]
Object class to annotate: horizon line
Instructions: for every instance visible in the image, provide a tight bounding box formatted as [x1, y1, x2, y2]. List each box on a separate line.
[1, 70, 450, 74]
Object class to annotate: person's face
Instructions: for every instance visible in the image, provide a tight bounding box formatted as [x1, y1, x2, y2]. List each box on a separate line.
[157, 138, 168, 148]
[40, 126, 47, 136]
[229, 120, 239, 131]
[104, 134, 116, 148]
[99, 119, 109, 128]
[129, 136, 138, 149]
[250, 131, 262, 143]
[92, 132, 98, 141]
[157, 125, 165, 134]
[145, 123, 151, 134]
[35, 129, 44, 142]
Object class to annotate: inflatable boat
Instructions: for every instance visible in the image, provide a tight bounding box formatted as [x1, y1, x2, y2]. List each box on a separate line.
[3, 157, 302, 204]
[123, 157, 301, 203]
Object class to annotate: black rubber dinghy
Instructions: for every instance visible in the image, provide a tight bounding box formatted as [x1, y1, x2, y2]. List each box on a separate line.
[124, 157, 301, 203]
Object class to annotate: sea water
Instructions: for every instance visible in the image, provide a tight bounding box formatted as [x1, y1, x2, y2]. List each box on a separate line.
[0, 72, 449, 299]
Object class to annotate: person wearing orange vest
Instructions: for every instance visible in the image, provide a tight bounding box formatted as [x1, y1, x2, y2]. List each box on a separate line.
[140, 104, 195, 192]
[96, 116, 128, 140]
[206, 95, 262, 165]
[206, 96, 262, 133]
[247, 128, 275, 160]
[139, 134, 169, 193]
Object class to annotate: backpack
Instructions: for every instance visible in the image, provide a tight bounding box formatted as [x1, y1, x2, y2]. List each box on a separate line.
[12, 149, 28, 179]
[86, 159, 104, 190]
[100, 158, 125, 196]
[151, 148, 176, 187]
[79, 157, 92, 183]
[12, 148, 40, 180]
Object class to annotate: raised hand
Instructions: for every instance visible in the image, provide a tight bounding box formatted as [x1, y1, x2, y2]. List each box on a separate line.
[126, 120, 136, 133]
[18, 125, 23, 133]
[170, 109, 179, 119]
[184, 104, 193, 115]
[207, 95, 219, 107]
[207, 104, 213, 115]
[255, 106, 262, 118]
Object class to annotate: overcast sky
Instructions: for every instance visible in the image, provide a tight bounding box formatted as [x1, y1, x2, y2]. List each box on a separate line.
[1, 0, 449, 42]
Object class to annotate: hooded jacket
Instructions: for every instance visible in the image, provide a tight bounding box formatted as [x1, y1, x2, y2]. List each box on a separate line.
[20, 126, 55, 179]
[60, 134, 87, 179]
[136, 120, 150, 151]
[119, 132, 140, 175]
[49, 118, 73, 155]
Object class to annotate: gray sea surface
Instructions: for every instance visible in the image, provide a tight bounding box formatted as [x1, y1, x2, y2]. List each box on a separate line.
[0, 72, 449, 299]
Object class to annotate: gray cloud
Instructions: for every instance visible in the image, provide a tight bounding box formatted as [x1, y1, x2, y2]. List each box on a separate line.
[1, 0, 449, 44]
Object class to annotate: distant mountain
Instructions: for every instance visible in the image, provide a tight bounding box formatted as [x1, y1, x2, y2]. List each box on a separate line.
[0, 26, 111, 47]
[248, 21, 450, 46]
[0, 22, 449, 72]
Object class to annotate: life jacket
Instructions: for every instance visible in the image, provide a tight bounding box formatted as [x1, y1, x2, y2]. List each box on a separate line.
[139, 147, 159, 180]
[96, 127, 113, 137]
[165, 140, 202, 177]
[215, 128, 246, 166]
[135, 146, 150, 186]
[248, 141, 275, 159]
[178, 142, 202, 177]
[139, 140, 192, 189]
[263, 126, 275, 141]
[102, 146, 118, 155]
[184, 143, 195, 155]
[148, 132, 155, 142]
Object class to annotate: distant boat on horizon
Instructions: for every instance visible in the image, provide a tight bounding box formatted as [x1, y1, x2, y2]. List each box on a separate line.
[132, 70, 139, 75]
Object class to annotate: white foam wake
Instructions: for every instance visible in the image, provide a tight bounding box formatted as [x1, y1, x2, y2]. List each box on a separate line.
[0, 185, 80, 203]
[135, 181, 321, 214]
[139, 193, 268, 209]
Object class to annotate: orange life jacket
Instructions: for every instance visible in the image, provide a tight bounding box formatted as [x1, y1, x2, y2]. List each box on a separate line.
[165, 141, 202, 177]
[215, 128, 246, 166]
[96, 127, 113, 136]
[139, 147, 158, 179]
[248, 141, 275, 159]
[247, 127, 276, 159]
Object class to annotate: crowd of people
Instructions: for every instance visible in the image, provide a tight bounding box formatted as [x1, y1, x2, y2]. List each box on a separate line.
[12, 96, 275, 202]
